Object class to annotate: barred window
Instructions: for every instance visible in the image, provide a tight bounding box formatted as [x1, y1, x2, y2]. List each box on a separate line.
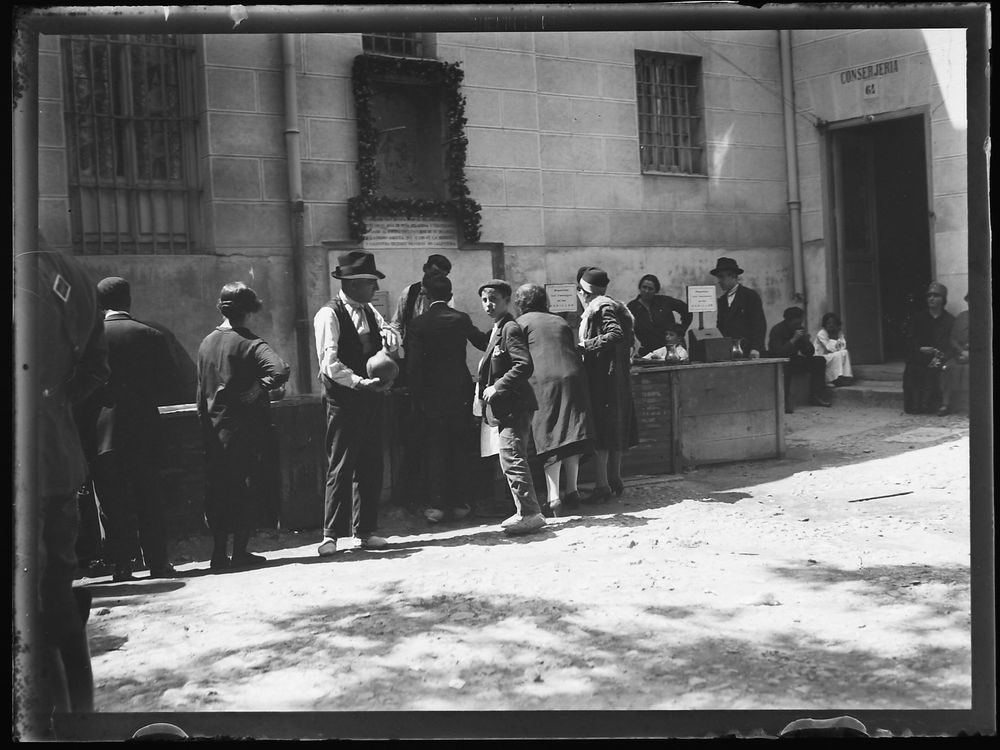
[362, 32, 435, 58]
[635, 51, 705, 176]
[62, 35, 200, 254]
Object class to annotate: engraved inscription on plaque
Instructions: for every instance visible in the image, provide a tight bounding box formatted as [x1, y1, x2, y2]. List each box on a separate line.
[364, 218, 459, 250]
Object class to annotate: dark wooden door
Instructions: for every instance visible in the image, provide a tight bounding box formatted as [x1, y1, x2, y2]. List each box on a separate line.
[832, 128, 884, 365]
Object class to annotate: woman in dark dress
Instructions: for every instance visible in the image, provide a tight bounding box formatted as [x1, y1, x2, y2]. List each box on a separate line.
[197, 282, 290, 570]
[577, 267, 639, 503]
[902, 281, 955, 415]
[627, 273, 693, 357]
[514, 283, 595, 517]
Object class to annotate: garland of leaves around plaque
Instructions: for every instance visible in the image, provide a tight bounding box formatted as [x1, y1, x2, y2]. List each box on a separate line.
[348, 54, 482, 244]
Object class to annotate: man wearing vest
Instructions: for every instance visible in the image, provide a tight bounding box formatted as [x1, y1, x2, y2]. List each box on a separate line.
[313, 251, 401, 556]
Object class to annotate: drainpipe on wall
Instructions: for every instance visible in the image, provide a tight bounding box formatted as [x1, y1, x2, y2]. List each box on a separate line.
[780, 30, 806, 306]
[282, 34, 312, 394]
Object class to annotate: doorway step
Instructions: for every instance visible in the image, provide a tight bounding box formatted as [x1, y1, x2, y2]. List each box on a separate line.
[829, 362, 904, 410]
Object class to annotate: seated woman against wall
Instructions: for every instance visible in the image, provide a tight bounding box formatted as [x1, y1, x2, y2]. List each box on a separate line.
[938, 294, 969, 416]
[902, 282, 955, 415]
[514, 282, 596, 517]
[813, 312, 854, 387]
[627, 274, 693, 357]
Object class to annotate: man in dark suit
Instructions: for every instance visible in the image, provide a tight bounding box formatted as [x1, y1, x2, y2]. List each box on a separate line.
[768, 306, 832, 413]
[712, 257, 768, 358]
[88, 277, 180, 581]
[477, 280, 547, 536]
[407, 274, 488, 523]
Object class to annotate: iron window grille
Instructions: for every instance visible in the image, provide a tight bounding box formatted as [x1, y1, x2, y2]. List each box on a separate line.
[361, 32, 435, 58]
[62, 34, 200, 254]
[635, 51, 705, 176]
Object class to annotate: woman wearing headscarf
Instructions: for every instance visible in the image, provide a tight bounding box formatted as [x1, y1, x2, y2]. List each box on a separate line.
[514, 282, 595, 517]
[577, 267, 639, 503]
[627, 273, 693, 357]
[197, 282, 290, 570]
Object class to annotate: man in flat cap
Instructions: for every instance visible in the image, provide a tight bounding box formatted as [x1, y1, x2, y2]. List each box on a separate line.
[903, 281, 955, 414]
[314, 251, 401, 556]
[85, 276, 181, 581]
[767, 306, 831, 413]
[711, 257, 767, 359]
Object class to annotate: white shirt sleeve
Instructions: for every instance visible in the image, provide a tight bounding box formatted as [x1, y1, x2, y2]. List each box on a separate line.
[313, 306, 363, 388]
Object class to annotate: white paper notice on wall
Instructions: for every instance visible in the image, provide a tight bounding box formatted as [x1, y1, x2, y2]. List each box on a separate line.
[370, 290, 391, 320]
[546, 283, 579, 313]
[686, 285, 718, 314]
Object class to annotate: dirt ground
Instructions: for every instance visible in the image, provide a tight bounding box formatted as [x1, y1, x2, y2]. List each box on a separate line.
[69, 402, 974, 738]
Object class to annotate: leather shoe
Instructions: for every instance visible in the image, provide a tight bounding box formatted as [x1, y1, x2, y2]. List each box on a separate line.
[548, 499, 564, 518]
[424, 508, 446, 523]
[809, 396, 832, 407]
[582, 486, 612, 504]
[210, 555, 230, 571]
[360, 534, 389, 550]
[502, 513, 547, 536]
[562, 491, 582, 509]
[317, 538, 338, 557]
[784, 404, 795, 414]
[609, 477, 625, 497]
[231, 552, 267, 567]
[112, 567, 136, 582]
[148, 564, 177, 579]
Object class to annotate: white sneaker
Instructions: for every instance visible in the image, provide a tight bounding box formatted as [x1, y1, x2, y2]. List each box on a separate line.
[360, 534, 389, 550]
[503, 513, 547, 536]
[424, 508, 446, 523]
[317, 538, 338, 557]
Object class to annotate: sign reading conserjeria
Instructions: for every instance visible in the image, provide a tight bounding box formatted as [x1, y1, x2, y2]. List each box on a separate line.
[838, 59, 901, 84]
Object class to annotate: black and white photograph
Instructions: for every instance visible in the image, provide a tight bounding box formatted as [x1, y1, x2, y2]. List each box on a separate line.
[12, 2, 993, 741]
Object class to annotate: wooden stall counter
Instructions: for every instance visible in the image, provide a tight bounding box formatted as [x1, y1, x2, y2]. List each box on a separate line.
[625, 358, 787, 475]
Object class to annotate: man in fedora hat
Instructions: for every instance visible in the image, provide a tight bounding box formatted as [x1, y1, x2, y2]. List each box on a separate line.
[767, 306, 832, 413]
[711, 257, 767, 359]
[313, 250, 401, 556]
[902, 281, 955, 414]
[81, 276, 181, 581]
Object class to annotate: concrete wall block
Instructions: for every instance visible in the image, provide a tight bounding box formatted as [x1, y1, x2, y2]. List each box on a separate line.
[703, 75, 732, 109]
[39, 198, 71, 247]
[600, 63, 636, 101]
[701, 40, 765, 77]
[735, 213, 791, 248]
[633, 30, 691, 56]
[673, 212, 737, 247]
[543, 209, 610, 247]
[213, 202, 290, 246]
[796, 142, 822, 180]
[465, 88, 502, 127]
[38, 148, 68, 198]
[733, 146, 787, 182]
[791, 35, 850, 79]
[742, 179, 790, 215]
[307, 202, 349, 245]
[567, 32, 635, 64]
[262, 158, 290, 201]
[729, 77, 782, 114]
[930, 121, 968, 159]
[505, 169, 542, 207]
[204, 33, 281, 69]
[308, 118, 357, 161]
[206, 67, 257, 111]
[798, 174, 823, 213]
[538, 134, 576, 170]
[481, 207, 544, 246]
[463, 48, 536, 90]
[608, 210, 656, 245]
[467, 167, 506, 206]
[256, 70, 284, 115]
[639, 176, 683, 212]
[541, 171, 575, 208]
[845, 28, 927, 65]
[304, 33, 360, 74]
[932, 193, 968, 234]
[209, 112, 285, 157]
[571, 99, 637, 137]
[467, 128, 540, 169]
[301, 161, 351, 203]
[211, 157, 262, 200]
[299, 74, 349, 118]
[755, 44, 782, 84]
[534, 32, 568, 57]
[800, 209, 825, 243]
[39, 100, 65, 148]
[496, 32, 535, 52]
[538, 95, 574, 133]
[38, 51, 62, 100]
[574, 173, 642, 210]
[500, 91, 539, 130]
[537, 57, 602, 96]
[604, 137, 641, 174]
[931, 155, 967, 197]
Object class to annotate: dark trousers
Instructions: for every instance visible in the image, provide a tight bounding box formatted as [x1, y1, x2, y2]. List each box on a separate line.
[74, 479, 103, 564]
[903, 361, 943, 414]
[39, 492, 85, 648]
[323, 387, 384, 539]
[424, 412, 470, 511]
[784, 355, 827, 403]
[496, 410, 542, 517]
[204, 433, 265, 534]
[91, 451, 167, 571]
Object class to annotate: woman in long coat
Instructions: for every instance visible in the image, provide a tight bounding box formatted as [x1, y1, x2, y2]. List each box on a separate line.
[514, 283, 595, 516]
[197, 282, 290, 571]
[577, 267, 638, 503]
